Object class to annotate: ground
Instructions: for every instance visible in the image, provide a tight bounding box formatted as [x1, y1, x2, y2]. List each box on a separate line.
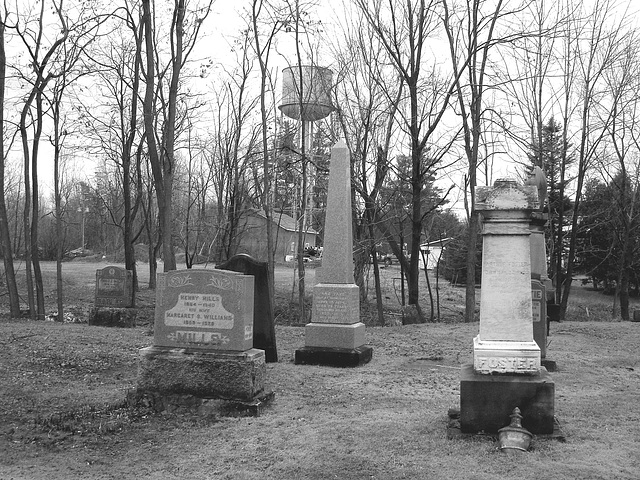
[0, 261, 639, 479]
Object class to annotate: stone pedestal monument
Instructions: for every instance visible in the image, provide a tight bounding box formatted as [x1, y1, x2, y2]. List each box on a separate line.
[459, 179, 555, 434]
[136, 269, 273, 416]
[294, 140, 372, 367]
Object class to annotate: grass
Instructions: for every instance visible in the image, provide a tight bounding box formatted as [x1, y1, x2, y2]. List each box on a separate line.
[0, 261, 639, 479]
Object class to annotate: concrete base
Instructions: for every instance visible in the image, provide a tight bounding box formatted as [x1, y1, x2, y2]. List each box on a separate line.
[132, 389, 275, 417]
[294, 345, 372, 367]
[305, 322, 365, 349]
[88, 307, 137, 328]
[447, 407, 565, 443]
[542, 358, 557, 372]
[460, 364, 555, 434]
[137, 346, 266, 402]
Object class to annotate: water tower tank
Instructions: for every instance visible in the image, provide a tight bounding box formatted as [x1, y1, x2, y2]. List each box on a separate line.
[279, 66, 335, 122]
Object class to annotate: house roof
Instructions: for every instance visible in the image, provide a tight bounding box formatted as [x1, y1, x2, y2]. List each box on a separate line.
[419, 237, 453, 249]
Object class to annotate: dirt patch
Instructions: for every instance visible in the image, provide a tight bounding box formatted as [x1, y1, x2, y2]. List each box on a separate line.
[1, 262, 639, 479]
[1, 319, 639, 479]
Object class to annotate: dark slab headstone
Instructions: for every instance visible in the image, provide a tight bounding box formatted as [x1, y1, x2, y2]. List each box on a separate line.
[95, 266, 134, 308]
[217, 254, 278, 363]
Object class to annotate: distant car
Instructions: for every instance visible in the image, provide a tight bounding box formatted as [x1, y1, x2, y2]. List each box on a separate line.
[372, 252, 394, 267]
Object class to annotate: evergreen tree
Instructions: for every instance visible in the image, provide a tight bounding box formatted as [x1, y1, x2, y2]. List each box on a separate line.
[527, 117, 574, 289]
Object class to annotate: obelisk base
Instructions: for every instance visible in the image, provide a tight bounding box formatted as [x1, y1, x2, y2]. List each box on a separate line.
[473, 336, 541, 374]
[295, 345, 372, 367]
[295, 322, 372, 367]
[459, 364, 555, 434]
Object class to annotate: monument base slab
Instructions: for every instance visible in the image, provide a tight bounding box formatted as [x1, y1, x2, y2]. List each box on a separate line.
[541, 358, 558, 372]
[88, 307, 137, 328]
[131, 389, 275, 417]
[304, 322, 365, 349]
[294, 345, 372, 367]
[137, 346, 266, 402]
[473, 336, 541, 374]
[459, 364, 555, 434]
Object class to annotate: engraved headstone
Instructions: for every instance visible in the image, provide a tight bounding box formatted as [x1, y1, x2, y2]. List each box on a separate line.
[137, 268, 272, 414]
[95, 266, 133, 308]
[460, 178, 555, 435]
[295, 140, 372, 367]
[154, 269, 254, 352]
[473, 179, 541, 373]
[217, 254, 278, 363]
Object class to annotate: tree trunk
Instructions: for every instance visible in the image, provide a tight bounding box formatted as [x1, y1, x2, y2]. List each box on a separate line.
[465, 212, 479, 322]
[0, 19, 20, 318]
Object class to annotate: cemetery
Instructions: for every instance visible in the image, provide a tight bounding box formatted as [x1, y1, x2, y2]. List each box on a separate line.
[1, 263, 639, 479]
[1, 166, 639, 479]
[1, 1, 640, 478]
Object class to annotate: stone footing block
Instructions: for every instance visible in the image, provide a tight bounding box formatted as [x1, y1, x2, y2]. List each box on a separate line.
[88, 307, 137, 328]
[460, 364, 555, 434]
[541, 358, 558, 372]
[305, 322, 365, 349]
[137, 346, 266, 402]
[132, 389, 275, 417]
[294, 345, 372, 367]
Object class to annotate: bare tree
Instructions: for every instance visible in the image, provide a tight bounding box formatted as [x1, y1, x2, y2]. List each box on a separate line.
[13, 0, 98, 319]
[443, 0, 537, 322]
[558, 0, 632, 318]
[251, 0, 286, 309]
[83, 4, 144, 292]
[0, 4, 19, 318]
[141, 0, 213, 272]
[357, 0, 460, 321]
[599, 29, 640, 320]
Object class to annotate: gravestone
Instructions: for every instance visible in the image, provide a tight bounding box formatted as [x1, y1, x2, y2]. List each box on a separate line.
[217, 254, 278, 363]
[528, 167, 554, 367]
[152, 269, 254, 351]
[459, 178, 555, 434]
[295, 140, 372, 367]
[137, 269, 273, 415]
[89, 266, 136, 327]
[95, 266, 133, 307]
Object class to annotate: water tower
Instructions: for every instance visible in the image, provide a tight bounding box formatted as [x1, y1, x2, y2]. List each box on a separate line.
[279, 65, 335, 122]
[278, 66, 335, 248]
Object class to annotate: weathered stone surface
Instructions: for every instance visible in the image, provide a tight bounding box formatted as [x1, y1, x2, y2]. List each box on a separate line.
[473, 178, 540, 373]
[154, 269, 254, 352]
[473, 338, 541, 374]
[304, 322, 365, 349]
[478, 234, 533, 342]
[311, 283, 360, 324]
[459, 364, 555, 434]
[529, 212, 548, 279]
[476, 179, 539, 211]
[297, 141, 371, 367]
[216, 254, 278, 362]
[88, 307, 137, 328]
[95, 266, 134, 308]
[316, 140, 355, 285]
[132, 389, 275, 417]
[137, 346, 266, 402]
